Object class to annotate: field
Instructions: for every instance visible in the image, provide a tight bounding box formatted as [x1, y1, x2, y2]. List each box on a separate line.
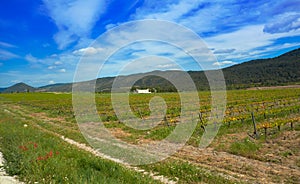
[0, 88, 300, 183]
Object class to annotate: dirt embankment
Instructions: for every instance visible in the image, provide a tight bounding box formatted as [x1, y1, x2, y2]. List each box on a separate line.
[247, 85, 300, 90]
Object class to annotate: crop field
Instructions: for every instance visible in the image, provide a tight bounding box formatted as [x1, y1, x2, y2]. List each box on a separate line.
[0, 88, 300, 183]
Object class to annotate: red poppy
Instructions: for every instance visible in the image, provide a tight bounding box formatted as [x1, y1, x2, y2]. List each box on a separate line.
[37, 156, 44, 161]
[19, 145, 28, 151]
[48, 151, 53, 157]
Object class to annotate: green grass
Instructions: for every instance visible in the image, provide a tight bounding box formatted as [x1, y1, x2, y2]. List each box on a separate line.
[144, 126, 175, 140]
[0, 89, 300, 183]
[0, 110, 158, 184]
[142, 159, 240, 184]
[281, 150, 293, 158]
[229, 138, 260, 158]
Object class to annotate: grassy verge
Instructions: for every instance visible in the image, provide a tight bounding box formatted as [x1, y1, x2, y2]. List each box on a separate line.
[0, 110, 158, 184]
[141, 159, 240, 184]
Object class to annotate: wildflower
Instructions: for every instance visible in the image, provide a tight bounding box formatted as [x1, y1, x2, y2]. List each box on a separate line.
[23, 124, 28, 127]
[37, 156, 44, 161]
[48, 151, 53, 157]
[19, 145, 28, 151]
[44, 151, 53, 159]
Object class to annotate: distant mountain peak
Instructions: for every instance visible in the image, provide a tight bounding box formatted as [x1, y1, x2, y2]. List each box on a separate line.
[3, 82, 35, 93]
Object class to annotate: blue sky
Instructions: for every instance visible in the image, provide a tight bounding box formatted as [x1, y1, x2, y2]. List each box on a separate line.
[0, 0, 300, 87]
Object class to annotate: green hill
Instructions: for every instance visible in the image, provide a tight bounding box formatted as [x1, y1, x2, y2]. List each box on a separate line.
[223, 48, 300, 89]
[128, 48, 300, 90]
[37, 83, 72, 92]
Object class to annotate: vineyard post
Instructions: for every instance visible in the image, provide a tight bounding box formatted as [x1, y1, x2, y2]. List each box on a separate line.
[198, 112, 205, 132]
[214, 121, 217, 131]
[251, 112, 259, 139]
[137, 109, 146, 127]
[163, 116, 170, 127]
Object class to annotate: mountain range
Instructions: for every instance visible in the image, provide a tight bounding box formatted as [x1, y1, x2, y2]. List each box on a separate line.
[1, 48, 300, 93]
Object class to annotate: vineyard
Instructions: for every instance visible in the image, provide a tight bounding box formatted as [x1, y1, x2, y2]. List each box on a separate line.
[0, 88, 299, 183]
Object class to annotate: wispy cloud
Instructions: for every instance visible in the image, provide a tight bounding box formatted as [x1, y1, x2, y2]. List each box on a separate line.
[129, 0, 300, 63]
[25, 53, 77, 76]
[25, 54, 40, 63]
[59, 68, 66, 73]
[43, 0, 108, 49]
[73, 47, 104, 55]
[0, 41, 16, 48]
[132, 0, 300, 35]
[0, 41, 19, 60]
[213, 49, 236, 54]
[206, 24, 300, 61]
[48, 66, 56, 69]
[0, 49, 20, 60]
[264, 12, 300, 34]
[213, 60, 236, 66]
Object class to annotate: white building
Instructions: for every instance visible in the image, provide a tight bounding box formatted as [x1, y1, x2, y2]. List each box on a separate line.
[135, 89, 151, 94]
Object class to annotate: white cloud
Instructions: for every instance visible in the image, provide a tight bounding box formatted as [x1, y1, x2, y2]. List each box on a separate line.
[205, 24, 300, 61]
[54, 61, 62, 65]
[157, 64, 178, 69]
[131, 0, 242, 34]
[126, 0, 300, 64]
[49, 80, 55, 84]
[213, 48, 236, 54]
[25, 54, 39, 63]
[59, 69, 66, 73]
[48, 66, 56, 69]
[43, 0, 108, 49]
[73, 47, 104, 55]
[213, 60, 236, 66]
[11, 80, 21, 84]
[134, 0, 203, 20]
[264, 12, 300, 34]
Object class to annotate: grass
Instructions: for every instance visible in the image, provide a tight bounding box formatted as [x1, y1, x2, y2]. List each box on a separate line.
[0, 110, 158, 184]
[281, 150, 293, 158]
[0, 88, 299, 183]
[229, 138, 260, 158]
[144, 126, 175, 140]
[141, 159, 240, 184]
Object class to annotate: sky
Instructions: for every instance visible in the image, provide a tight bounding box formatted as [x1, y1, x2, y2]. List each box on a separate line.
[0, 0, 300, 87]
